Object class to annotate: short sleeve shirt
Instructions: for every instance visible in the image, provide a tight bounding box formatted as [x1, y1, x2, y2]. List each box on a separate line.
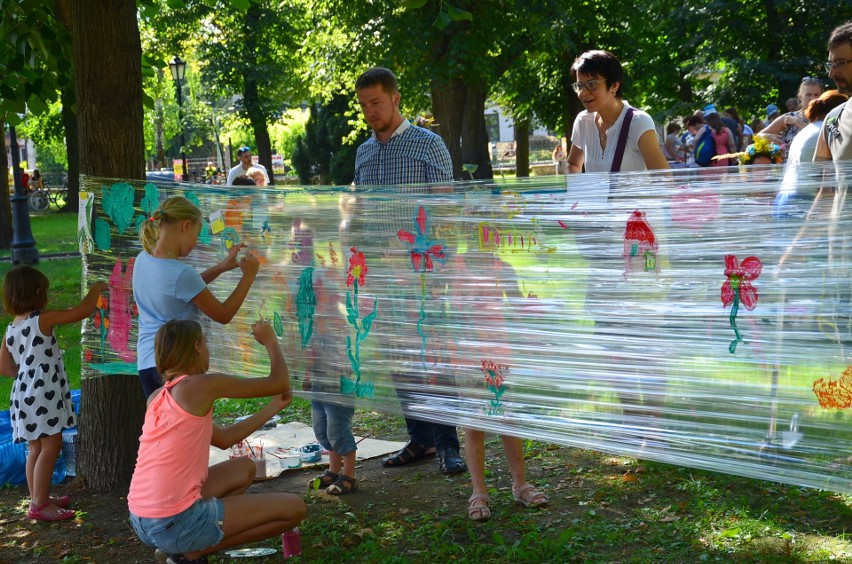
[132, 251, 206, 370]
[822, 99, 852, 162]
[570, 101, 656, 173]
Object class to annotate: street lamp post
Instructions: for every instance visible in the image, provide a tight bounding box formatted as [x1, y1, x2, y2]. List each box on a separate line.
[168, 56, 188, 182]
[8, 125, 39, 265]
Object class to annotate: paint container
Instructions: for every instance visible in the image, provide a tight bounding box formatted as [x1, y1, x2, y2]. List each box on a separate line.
[281, 455, 301, 470]
[281, 528, 302, 558]
[253, 457, 267, 479]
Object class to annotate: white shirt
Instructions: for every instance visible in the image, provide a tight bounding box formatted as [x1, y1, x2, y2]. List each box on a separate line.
[786, 121, 822, 166]
[570, 101, 656, 173]
[226, 162, 270, 185]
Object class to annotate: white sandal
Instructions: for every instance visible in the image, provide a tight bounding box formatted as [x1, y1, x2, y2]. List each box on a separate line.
[468, 493, 491, 522]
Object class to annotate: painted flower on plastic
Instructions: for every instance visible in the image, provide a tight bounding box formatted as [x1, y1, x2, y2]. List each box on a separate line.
[481, 359, 508, 389]
[397, 206, 447, 272]
[346, 247, 367, 287]
[721, 255, 762, 310]
[813, 366, 852, 409]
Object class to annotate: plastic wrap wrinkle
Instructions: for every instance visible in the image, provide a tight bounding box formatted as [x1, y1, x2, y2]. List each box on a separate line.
[80, 162, 852, 493]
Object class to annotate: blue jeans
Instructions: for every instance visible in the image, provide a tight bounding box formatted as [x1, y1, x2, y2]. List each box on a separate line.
[138, 367, 163, 399]
[311, 401, 356, 456]
[130, 497, 224, 554]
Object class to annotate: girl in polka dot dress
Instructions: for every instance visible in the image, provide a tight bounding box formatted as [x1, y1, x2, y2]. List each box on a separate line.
[0, 266, 106, 521]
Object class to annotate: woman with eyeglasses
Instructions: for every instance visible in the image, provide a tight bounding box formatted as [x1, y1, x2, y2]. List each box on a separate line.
[785, 90, 848, 165]
[757, 77, 825, 160]
[566, 50, 668, 174]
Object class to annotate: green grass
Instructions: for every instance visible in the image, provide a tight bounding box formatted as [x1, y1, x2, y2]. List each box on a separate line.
[1, 210, 78, 257]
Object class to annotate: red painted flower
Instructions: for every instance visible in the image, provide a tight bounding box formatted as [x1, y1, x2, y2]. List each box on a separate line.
[397, 206, 447, 272]
[480, 359, 508, 389]
[721, 255, 762, 310]
[346, 247, 367, 287]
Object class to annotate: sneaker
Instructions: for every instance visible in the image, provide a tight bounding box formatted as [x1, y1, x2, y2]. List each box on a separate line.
[437, 447, 468, 475]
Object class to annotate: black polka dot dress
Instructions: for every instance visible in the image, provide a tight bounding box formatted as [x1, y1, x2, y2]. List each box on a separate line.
[4, 312, 76, 443]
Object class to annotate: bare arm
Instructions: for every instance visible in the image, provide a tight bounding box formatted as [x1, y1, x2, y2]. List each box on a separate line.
[172, 320, 290, 416]
[192, 253, 259, 324]
[211, 393, 291, 449]
[638, 130, 670, 170]
[567, 144, 585, 173]
[814, 122, 832, 162]
[0, 341, 16, 377]
[757, 114, 788, 137]
[39, 281, 108, 334]
[200, 243, 245, 284]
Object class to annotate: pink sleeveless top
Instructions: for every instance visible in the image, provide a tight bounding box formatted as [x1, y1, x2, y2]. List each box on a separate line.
[128, 375, 213, 518]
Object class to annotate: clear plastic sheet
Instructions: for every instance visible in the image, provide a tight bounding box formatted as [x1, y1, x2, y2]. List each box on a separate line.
[79, 162, 852, 493]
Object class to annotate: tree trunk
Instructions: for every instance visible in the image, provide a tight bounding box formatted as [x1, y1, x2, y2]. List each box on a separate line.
[0, 120, 11, 249]
[430, 77, 465, 180]
[61, 88, 80, 214]
[242, 5, 274, 185]
[515, 119, 530, 178]
[72, 0, 146, 490]
[460, 83, 493, 180]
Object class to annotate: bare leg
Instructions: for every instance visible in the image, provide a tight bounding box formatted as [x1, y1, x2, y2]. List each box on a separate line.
[465, 429, 487, 496]
[501, 435, 526, 489]
[25, 439, 42, 499]
[186, 493, 306, 559]
[341, 451, 356, 478]
[201, 458, 255, 499]
[30, 434, 65, 518]
[328, 450, 342, 475]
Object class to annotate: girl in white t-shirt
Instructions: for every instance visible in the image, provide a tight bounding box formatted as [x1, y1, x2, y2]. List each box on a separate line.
[567, 50, 669, 174]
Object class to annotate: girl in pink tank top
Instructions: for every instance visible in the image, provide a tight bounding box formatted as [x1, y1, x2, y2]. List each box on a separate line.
[128, 319, 305, 563]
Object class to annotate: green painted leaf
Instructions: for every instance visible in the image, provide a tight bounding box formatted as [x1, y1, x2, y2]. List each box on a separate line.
[273, 311, 284, 337]
[446, 5, 473, 22]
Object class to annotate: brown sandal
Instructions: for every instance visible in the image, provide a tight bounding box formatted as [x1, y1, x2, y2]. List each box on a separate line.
[512, 483, 548, 507]
[310, 469, 339, 490]
[326, 474, 357, 495]
[468, 494, 491, 522]
[382, 442, 435, 467]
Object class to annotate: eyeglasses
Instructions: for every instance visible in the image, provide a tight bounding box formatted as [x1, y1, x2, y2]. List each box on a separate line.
[824, 59, 851, 73]
[572, 79, 602, 93]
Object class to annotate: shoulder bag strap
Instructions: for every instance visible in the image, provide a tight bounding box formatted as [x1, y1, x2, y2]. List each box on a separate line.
[610, 107, 635, 173]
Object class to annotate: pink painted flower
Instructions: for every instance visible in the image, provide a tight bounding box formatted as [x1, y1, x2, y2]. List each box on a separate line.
[346, 247, 367, 287]
[721, 255, 762, 310]
[397, 206, 447, 272]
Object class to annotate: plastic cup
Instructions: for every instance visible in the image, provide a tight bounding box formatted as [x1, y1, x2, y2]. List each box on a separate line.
[253, 458, 266, 478]
[281, 527, 302, 558]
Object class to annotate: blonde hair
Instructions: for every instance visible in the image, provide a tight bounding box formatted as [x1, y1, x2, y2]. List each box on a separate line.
[139, 196, 202, 254]
[2, 265, 49, 315]
[154, 319, 204, 378]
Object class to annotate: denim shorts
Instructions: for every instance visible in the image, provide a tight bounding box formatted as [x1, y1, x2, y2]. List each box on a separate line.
[130, 497, 225, 554]
[311, 400, 356, 455]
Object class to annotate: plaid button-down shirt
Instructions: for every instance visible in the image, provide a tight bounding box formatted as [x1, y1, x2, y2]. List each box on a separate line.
[354, 120, 453, 186]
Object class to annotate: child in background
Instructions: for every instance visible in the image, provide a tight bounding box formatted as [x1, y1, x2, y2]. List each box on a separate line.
[0, 266, 107, 521]
[134, 196, 260, 398]
[128, 319, 305, 564]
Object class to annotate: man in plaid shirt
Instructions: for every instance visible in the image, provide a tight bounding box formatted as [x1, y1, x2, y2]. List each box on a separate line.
[353, 67, 467, 475]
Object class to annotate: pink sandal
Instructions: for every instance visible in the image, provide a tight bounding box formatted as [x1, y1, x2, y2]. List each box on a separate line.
[512, 483, 548, 508]
[28, 502, 75, 521]
[51, 495, 70, 508]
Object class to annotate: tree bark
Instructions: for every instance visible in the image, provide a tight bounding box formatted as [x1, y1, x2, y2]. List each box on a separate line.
[61, 88, 80, 214]
[71, 0, 146, 490]
[515, 119, 530, 178]
[460, 83, 493, 180]
[242, 4, 274, 185]
[430, 77, 465, 180]
[0, 120, 11, 249]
